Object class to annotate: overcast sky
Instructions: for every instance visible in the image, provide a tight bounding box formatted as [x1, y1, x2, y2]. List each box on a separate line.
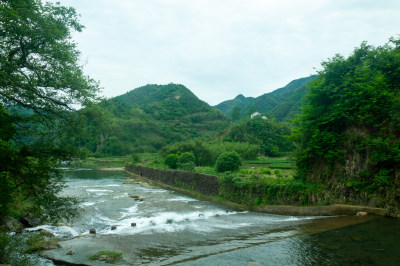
[52, 0, 400, 105]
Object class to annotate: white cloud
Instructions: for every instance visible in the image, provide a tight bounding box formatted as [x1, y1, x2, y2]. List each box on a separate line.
[52, 0, 400, 105]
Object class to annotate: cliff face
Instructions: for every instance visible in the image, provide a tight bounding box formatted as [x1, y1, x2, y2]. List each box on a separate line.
[304, 126, 400, 217]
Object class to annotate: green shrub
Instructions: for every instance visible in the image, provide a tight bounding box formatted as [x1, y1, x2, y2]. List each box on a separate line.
[164, 154, 179, 169]
[274, 169, 281, 175]
[218, 172, 236, 183]
[259, 167, 272, 175]
[215, 151, 242, 173]
[239, 168, 254, 175]
[130, 153, 140, 163]
[179, 152, 195, 164]
[180, 161, 196, 171]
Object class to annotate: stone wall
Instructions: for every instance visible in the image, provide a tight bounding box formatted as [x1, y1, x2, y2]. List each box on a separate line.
[125, 163, 220, 196]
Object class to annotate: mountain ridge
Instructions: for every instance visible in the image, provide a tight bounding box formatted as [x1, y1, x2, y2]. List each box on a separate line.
[214, 76, 315, 121]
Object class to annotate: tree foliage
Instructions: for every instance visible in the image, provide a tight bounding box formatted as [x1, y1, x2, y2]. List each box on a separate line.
[0, 0, 98, 222]
[215, 151, 242, 173]
[179, 152, 195, 164]
[228, 116, 294, 156]
[0, 0, 98, 115]
[76, 84, 230, 154]
[230, 106, 241, 122]
[161, 139, 258, 166]
[293, 37, 400, 212]
[165, 154, 179, 169]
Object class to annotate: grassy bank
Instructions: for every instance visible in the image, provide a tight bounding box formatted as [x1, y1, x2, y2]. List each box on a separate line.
[76, 156, 128, 169]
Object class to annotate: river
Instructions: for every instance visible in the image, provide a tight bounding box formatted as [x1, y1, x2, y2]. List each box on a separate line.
[30, 169, 400, 265]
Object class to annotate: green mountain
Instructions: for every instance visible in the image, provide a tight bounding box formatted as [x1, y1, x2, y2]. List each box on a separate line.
[215, 76, 314, 121]
[78, 84, 230, 154]
[214, 94, 255, 118]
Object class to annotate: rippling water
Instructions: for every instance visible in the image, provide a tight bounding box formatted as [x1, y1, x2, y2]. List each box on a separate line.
[31, 169, 400, 265]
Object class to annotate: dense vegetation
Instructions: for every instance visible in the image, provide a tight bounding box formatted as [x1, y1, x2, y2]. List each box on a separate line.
[76, 84, 230, 155]
[227, 116, 294, 156]
[0, 0, 99, 223]
[293, 38, 400, 216]
[160, 139, 259, 167]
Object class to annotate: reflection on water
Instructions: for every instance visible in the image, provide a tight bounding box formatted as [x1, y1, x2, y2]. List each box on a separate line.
[299, 217, 400, 265]
[34, 170, 400, 265]
[184, 217, 400, 265]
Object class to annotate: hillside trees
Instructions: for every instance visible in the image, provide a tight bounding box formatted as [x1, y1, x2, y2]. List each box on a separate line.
[228, 116, 294, 156]
[76, 84, 231, 155]
[230, 106, 241, 122]
[293, 38, 400, 213]
[161, 139, 259, 167]
[0, 0, 99, 221]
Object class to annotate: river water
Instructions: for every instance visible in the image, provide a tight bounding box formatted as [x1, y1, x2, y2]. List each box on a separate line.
[31, 169, 400, 265]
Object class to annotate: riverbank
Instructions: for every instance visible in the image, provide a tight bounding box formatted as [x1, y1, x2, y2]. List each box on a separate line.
[125, 164, 386, 217]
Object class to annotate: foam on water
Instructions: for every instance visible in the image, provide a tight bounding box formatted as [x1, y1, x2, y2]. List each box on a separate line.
[79, 184, 121, 188]
[119, 205, 139, 219]
[97, 209, 246, 235]
[80, 201, 96, 207]
[167, 196, 199, 202]
[85, 189, 113, 193]
[26, 225, 80, 238]
[133, 186, 167, 193]
[113, 193, 128, 199]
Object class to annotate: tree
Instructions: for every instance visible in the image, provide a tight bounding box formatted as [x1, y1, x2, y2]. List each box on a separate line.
[0, 0, 99, 116]
[215, 151, 242, 173]
[0, 0, 99, 222]
[293, 37, 400, 213]
[165, 154, 179, 169]
[231, 106, 241, 122]
[179, 152, 195, 164]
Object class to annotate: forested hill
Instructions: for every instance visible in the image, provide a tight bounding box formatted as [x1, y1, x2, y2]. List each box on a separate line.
[215, 76, 314, 121]
[78, 84, 230, 154]
[109, 84, 222, 121]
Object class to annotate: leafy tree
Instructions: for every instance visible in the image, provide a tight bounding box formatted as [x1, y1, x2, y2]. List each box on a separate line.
[215, 151, 242, 172]
[0, 0, 98, 115]
[179, 152, 195, 164]
[160, 139, 214, 166]
[178, 152, 196, 171]
[165, 154, 179, 169]
[0, 0, 99, 222]
[293, 37, 400, 212]
[230, 106, 241, 122]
